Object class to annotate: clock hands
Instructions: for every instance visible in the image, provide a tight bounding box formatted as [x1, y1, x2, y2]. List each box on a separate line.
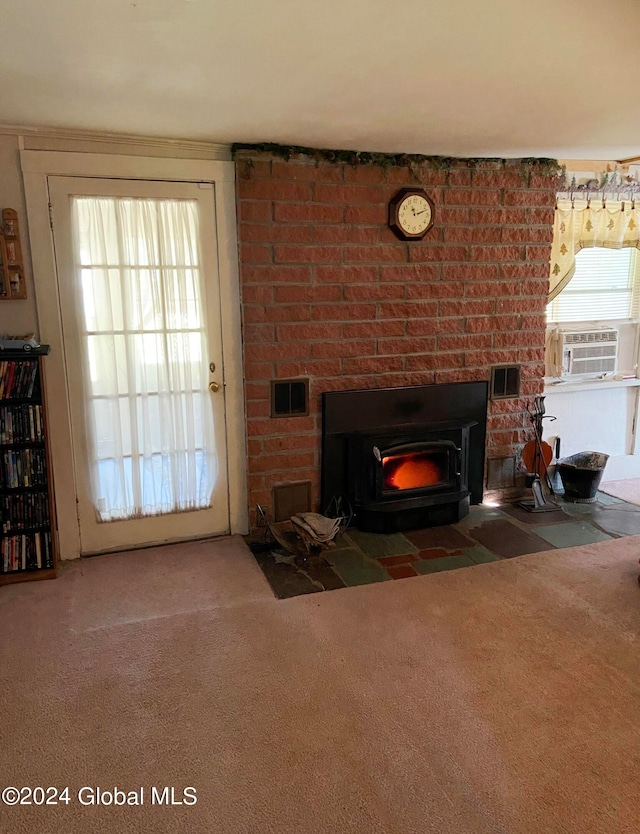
[414, 208, 430, 215]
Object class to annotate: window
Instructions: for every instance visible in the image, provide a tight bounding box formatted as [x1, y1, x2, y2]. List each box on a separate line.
[547, 247, 640, 322]
[72, 195, 216, 521]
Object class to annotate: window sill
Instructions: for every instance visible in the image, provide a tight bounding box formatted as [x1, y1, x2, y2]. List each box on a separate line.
[544, 376, 640, 394]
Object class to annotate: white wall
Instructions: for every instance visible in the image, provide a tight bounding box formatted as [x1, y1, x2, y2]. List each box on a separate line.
[545, 381, 640, 481]
[544, 316, 640, 482]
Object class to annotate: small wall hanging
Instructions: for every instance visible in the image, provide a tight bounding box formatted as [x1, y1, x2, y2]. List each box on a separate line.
[0, 209, 26, 300]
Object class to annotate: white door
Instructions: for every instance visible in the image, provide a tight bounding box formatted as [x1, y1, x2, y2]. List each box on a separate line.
[48, 177, 230, 554]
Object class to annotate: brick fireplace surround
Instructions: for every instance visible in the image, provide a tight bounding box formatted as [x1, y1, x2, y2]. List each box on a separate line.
[234, 151, 557, 524]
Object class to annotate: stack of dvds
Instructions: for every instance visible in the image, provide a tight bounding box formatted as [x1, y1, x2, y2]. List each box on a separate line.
[1, 493, 50, 531]
[0, 403, 44, 442]
[2, 531, 53, 572]
[0, 360, 38, 398]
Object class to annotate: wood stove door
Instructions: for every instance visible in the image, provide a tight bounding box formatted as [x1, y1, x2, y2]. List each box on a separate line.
[374, 441, 460, 498]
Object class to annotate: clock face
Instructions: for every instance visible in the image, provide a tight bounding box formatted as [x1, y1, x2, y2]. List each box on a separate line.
[398, 193, 432, 236]
[388, 188, 435, 240]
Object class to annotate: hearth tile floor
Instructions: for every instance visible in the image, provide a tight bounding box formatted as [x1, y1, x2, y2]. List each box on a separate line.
[588, 506, 640, 537]
[344, 529, 419, 559]
[532, 520, 613, 548]
[404, 525, 476, 550]
[325, 547, 389, 587]
[248, 493, 640, 599]
[467, 518, 557, 558]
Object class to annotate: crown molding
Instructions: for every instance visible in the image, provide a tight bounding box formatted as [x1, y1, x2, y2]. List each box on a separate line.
[0, 123, 231, 159]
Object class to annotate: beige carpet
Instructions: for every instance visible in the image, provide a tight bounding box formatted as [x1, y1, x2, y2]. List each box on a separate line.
[1, 535, 640, 834]
[600, 477, 640, 506]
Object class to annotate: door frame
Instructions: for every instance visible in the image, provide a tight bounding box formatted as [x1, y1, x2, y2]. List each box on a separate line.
[21, 150, 248, 559]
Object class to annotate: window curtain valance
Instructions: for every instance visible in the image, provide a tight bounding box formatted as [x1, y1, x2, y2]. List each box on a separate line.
[549, 199, 640, 302]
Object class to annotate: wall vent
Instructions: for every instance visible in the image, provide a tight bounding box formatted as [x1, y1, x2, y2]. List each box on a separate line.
[271, 378, 309, 417]
[486, 456, 516, 490]
[490, 365, 521, 399]
[273, 481, 311, 522]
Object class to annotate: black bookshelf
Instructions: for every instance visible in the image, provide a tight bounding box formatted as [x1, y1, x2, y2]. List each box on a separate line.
[0, 347, 58, 584]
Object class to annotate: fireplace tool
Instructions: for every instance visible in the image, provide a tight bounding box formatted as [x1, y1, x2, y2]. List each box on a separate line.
[519, 396, 558, 513]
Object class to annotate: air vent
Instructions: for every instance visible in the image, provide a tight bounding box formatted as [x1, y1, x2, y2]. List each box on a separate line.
[273, 481, 311, 522]
[562, 330, 618, 345]
[486, 456, 516, 490]
[271, 378, 309, 417]
[490, 365, 521, 399]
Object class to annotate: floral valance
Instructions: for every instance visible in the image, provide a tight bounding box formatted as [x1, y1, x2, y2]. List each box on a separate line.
[549, 199, 640, 302]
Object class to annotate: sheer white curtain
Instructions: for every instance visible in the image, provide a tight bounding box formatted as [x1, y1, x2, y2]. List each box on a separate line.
[71, 196, 216, 522]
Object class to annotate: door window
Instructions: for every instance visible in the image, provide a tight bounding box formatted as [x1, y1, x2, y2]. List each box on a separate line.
[71, 196, 216, 521]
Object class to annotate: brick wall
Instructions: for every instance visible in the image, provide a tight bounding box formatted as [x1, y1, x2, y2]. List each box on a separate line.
[235, 151, 557, 520]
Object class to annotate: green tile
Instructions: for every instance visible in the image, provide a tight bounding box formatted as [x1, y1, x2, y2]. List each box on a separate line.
[458, 505, 508, 528]
[596, 491, 624, 505]
[343, 530, 418, 559]
[532, 521, 613, 548]
[463, 544, 501, 564]
[560, 501, 597, 516]
[415, 554, 475, 574]
[590, 506, 640, 538]
[331, 532, 353, 550]
[325, 548, 390, 587]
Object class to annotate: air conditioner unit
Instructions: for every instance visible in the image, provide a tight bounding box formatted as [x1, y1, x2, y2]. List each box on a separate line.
[557, 328, 619, 377]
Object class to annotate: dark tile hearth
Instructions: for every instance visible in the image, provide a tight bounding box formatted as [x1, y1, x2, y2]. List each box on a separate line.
[404, 526, 476, 550]
[248, 494, 640, 599]
[253, 549, 346, 597]
[500, 503, 571, 526]
[468, 519, 556, 558]
[588, 506, 640, 538]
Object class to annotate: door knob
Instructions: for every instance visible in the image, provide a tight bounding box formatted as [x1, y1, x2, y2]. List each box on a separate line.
[209, 381, 220, 393]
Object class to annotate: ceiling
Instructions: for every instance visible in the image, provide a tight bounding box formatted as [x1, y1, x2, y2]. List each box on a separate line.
[3, 0, 640, 161]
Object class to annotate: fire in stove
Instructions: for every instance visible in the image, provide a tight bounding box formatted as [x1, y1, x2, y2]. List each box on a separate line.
[382, 451, 447, 491]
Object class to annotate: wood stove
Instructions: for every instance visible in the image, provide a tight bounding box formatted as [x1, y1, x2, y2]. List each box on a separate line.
[322, 382, 487, 533]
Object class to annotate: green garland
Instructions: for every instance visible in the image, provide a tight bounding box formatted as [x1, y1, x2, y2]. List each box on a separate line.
[232, 142, 562, 184]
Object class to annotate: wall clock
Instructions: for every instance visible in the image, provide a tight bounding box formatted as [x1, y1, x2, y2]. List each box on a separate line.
[388, 188, 435, 241]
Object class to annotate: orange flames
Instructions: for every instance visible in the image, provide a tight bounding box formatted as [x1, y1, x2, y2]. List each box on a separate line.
[383, 453, 443, 491]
